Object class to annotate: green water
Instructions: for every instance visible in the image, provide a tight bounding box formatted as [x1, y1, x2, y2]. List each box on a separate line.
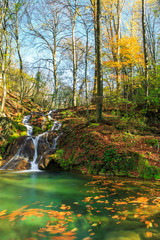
[0, 171, 160, 240]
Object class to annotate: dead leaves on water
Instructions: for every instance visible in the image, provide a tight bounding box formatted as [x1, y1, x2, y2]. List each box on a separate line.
[0, 176, 160, 239]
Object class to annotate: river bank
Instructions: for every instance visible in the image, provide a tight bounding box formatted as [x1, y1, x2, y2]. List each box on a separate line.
[0, 99, 160, 179]
[50, 107, 160, 180]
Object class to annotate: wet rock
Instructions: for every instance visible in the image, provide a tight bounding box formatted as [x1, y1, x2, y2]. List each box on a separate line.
[2, 136, 34, 170]
[37, 142, 49, 156]
[16, 159, 31, 170]
[3, 136, 28, 160]
[20, 138, 35, 162]
[48, 132, 58, 144]
[2, 156, 30, 170]
[38, 149, 62, 170]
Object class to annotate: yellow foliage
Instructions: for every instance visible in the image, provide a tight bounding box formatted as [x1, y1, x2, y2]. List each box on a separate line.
[104, 35, 144, 69]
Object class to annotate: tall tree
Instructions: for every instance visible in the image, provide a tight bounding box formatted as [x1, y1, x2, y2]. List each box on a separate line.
[26, 0, 63, 108]
[65, 0, 79, 106]
[142, 0, 149, 97]
[90, 0, 97, 103]
[103, 0, 125, 96]
[11, 0, 25, 103]
[96, 0, 103, 121]
[0, 0, 9, 114]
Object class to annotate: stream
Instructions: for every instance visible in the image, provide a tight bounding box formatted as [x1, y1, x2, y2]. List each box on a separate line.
[0, 112, 160, 239]
[0, 171, 160, 240]
[1, 110, 62, 171]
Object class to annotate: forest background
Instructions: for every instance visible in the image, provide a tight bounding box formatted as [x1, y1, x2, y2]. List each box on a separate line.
[1, 0, 160, 178]
[0, 0, 160, 118]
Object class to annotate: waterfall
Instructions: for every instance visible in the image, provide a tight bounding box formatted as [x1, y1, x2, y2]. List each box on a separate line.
[1, 110, 62, 171]
[30, 137, 39, 170]
[22, 115, 33, 136]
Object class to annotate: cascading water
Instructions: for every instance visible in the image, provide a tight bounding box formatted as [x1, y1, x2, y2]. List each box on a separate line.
[22, 115, 33, 136]
[1, 110, 62, 171]
[30, 137, 39, 171]
[23, 111, 62, 171]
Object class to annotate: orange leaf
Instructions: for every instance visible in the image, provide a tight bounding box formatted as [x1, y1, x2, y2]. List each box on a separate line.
[146, 232, 152, 238]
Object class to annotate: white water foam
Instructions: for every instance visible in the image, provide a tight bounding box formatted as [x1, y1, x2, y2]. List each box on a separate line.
[1, 111, 62, 171]
[22, 115, 33, 136]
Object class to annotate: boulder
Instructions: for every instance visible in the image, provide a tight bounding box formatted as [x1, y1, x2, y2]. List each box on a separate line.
[14, 159, 31, 170]
[3, 136, 28, 160]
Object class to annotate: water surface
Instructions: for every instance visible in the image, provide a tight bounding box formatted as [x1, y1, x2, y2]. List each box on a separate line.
[0, 171, 160, 240]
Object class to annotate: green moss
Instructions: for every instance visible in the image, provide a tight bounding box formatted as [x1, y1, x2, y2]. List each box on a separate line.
[20, 131, 27, 136]
[7, 132, 19, 143]
[61, 110, 76, 118]
[138, 156, 160, 180]
[33, 126, 43, 135]
[88, 123, 100, 128]
[45, 120, 53, 131]
[49, 149, 77, 170]
[101, 147, 137, 174]
[144, 138, 159, 147]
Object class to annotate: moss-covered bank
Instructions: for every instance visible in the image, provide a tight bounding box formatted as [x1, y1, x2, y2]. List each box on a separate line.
[47, 107, 160, 180]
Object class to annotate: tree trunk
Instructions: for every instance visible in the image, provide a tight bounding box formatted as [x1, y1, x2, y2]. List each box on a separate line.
[1, 30, 8, 113]
[116, 0, 121, 96]
[92, 1, 97, 103]
[142, 0, 149, 98]
[96, 0, 103, 122]
[15, 13, 24, 103]
[72, 21, 77, 107]
[0, 0, 8, 114]
[85, 28, 90, 122]
[1, 58, 7, 113]
[53, 33, 58, 109]
[17, 46, 24, 103]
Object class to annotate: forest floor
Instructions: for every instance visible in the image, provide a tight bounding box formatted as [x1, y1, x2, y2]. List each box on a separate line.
[50, 106, 160, 180]
[0, 89, 160, 179]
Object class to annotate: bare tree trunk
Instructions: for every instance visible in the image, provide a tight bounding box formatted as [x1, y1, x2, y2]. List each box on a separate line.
[84, 28, 90, 122]
[1, 30, 8, 113]
[53, 33, 58, 109]
[72, 20, 77, 106]
[14, 12, 24, 103]
[142, 0, 149, 97]
[1, 57, 7, 112]
[92, 1, 97, 103]
[17, 43, 24, 103]
[116, 0, 121, 96]
[96, 0, 103, 122]
[0, 0, 8, 114]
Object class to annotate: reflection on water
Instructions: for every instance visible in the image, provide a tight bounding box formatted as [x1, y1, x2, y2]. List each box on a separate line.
[0, 171, 160, 240]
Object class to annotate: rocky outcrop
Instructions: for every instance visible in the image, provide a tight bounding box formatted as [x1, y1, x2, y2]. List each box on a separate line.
[1, 115, 62, 171]
[38, 149, 62, 170]
[1, 136, 34, 170]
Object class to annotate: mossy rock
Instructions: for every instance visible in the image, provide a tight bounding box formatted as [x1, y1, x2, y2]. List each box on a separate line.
[138, 157, 160, 180]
